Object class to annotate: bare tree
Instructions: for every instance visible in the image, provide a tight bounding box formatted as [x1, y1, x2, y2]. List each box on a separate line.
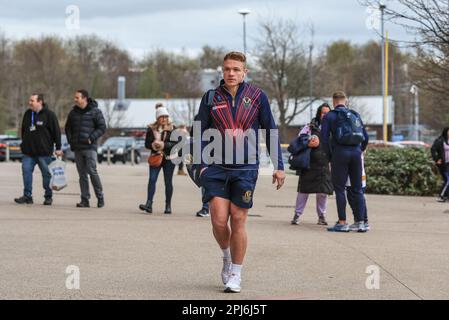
[360, 0, 449, 127]
[101, 99, 128, 129]
[252, 18, 318, 142]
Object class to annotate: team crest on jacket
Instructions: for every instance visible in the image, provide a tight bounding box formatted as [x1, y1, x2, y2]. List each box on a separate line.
[242, 190, 252, 203]
[243, 97, 252, 109]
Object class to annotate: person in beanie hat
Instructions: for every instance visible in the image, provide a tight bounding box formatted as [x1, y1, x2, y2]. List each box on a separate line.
[139, 103, 178, 214]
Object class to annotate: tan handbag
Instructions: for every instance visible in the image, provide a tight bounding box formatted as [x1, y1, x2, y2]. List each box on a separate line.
[148, 153, 163, 167]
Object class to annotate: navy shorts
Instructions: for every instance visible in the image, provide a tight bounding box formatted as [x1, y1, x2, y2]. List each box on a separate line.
[201, 166, 259, 209]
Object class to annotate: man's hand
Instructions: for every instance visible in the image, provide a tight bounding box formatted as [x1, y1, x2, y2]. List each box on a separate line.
[436, 159, 443, 165]
[87, 139, 91, 145]
[272, 170, 286, 190]
[55, 150, 63, 157]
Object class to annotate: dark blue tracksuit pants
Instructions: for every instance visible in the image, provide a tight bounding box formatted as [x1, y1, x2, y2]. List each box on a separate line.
[331, 146, 364, 222]
[347, 187, 368, 223]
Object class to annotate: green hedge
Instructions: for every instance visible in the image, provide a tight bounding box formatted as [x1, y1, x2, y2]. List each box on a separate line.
[365, 148, 441, 196]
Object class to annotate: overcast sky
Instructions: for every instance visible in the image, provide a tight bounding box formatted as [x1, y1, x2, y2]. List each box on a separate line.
[0, 0, 410, 59]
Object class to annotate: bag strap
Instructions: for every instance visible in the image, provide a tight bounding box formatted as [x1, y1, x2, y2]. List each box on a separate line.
[206, 89, 215, 107]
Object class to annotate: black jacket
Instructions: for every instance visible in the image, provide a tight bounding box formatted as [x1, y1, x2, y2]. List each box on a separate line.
[431, 136, 447, 165]
[65, 99, 106, 151]
[297, 118, 334, 195]
[20, 104, 61, 157]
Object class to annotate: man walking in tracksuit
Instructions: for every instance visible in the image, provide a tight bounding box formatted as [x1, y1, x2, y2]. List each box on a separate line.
[14, 93, 63, 205]
[321, 91, 369, 232]
[195, 51, 285, 293]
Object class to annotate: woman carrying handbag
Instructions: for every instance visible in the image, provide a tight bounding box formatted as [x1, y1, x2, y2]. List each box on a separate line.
[139, 104, 177, 214]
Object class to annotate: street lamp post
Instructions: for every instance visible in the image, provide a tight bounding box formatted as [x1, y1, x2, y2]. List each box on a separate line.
[380, 3, 387, 142]
[238, 9, 250, 56]
[410, 85, 419, 141]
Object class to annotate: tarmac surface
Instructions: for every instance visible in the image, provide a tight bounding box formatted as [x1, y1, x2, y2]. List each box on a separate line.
[1, 161, 448, 300]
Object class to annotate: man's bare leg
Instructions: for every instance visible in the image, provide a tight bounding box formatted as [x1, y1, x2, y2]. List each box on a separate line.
[210, 197, 233, 285]
[229, 203, 248, 265]
[210, 197, 231, 249]
[220, 202, 248, 293]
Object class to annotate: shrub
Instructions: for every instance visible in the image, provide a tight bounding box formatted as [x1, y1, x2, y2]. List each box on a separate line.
[364, 148, 441, 196]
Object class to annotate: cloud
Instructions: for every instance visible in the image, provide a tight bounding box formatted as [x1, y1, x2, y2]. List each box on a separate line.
[0, 0, 411, 58]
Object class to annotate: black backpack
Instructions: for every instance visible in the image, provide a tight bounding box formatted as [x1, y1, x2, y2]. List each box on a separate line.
[186, 89, 215, 187]
[333, 108, 365, 146]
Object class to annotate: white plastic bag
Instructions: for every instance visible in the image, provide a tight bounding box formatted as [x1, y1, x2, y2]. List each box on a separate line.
[48, 158, 67, 191]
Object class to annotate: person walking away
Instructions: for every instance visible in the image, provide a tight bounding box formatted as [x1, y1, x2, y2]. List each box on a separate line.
[321, 91, 369, 233]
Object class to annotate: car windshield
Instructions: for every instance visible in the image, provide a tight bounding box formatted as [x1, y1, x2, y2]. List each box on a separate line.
[103, 138, 128, 147]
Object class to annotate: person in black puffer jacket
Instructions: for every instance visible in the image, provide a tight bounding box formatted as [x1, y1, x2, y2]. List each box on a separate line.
[65, 89, 106, 208]
[431, 127, 449, 202]
[291, 103, 334, 226]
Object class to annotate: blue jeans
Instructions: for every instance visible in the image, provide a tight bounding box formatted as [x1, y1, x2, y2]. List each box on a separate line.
[22, 155, 54, 198]
[438, 164, 449, 198]
[147, 160, 175, 203]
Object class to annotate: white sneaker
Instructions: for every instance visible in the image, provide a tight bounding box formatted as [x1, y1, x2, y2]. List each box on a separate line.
[221, 258, 232, 284]
[224, 273, 241, 293]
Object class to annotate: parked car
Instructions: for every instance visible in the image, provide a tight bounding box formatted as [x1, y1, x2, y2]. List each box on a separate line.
[134, 136, 149, 158]
[392, 140, 430, 149]
[61, 134, 76, 162]
[0, 136, 23, 162]
[367, 140, 405, 149]
[97, 137, 141, 164]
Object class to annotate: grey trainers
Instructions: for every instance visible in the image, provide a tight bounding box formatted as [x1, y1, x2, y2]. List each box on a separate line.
[327, 223, 350, 232]
[364, 222, 370, 231]
[291, 213, 300, 225]
[317, 216, 328, 225]
[349, 221, 367, 233]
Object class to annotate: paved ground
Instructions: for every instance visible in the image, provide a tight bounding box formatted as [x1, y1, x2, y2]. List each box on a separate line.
[0, 161, 448, 300]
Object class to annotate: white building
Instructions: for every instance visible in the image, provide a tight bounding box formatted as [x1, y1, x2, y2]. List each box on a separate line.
[97, 95, 394, 140]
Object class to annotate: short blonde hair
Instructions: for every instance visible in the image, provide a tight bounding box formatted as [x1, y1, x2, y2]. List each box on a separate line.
[223, 51, 247, 66]
[332, 91, 347, 100]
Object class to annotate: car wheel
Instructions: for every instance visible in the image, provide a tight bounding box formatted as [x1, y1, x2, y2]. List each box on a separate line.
[111, 159, 116, 164]
[135, 154, 141, 164]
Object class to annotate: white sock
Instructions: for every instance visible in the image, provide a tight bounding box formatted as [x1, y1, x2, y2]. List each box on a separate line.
[231, 264, 242, 276]
[222, 248, 231, 261]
